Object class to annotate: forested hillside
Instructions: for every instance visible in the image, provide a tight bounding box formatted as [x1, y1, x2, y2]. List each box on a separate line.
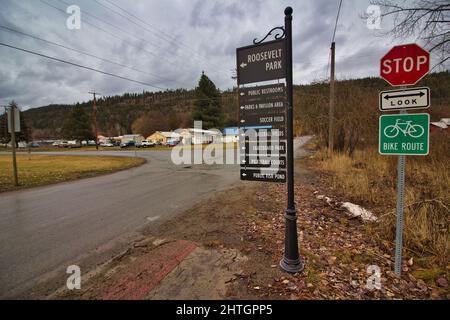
[24, 88, 238, 139]
[295, 71, 449, 153]
[21, 71, 449, 141]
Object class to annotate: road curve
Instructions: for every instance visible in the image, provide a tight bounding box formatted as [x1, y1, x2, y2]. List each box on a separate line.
[0, 149, 238, 298]
[0, 137, 312, 298]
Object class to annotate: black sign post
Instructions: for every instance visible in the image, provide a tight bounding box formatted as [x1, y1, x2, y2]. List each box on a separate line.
[236, 7, 303, 274]
[280, 7, 303, 274]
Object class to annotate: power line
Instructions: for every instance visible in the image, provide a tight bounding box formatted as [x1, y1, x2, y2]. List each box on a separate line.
[325, 0, 343, 82]
[0, 24, 183, 86]
[54, 0, 230, 78]
[100, 0, 230, 75]
[331, 0, 343, 43]
[42, 0, 191, 75]
[0, 42, 167, 89]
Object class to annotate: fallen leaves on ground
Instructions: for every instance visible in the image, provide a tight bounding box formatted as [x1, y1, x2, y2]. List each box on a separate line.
[234, 165, 448, 300]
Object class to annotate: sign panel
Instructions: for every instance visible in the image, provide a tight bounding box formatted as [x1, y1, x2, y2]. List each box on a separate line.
[379, 87, 430, 111]
[240, 112, 286, 127]
[7, 108, 21, 133]
[237, 40, 285, 85]
[379, 113, 429, 155]
[240, 168, 286, 183]
[240, 141, 286, 155]
[240, 99, 286, 114]
[380, 43, 430, 86]
[240, 155, 287, 169]
[239, 83, 286, 101]
[240, 128, 286, 139]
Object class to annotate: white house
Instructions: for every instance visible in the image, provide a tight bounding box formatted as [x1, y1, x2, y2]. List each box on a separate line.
[177, 128, 222, 145]
[121, 134, 144, 143]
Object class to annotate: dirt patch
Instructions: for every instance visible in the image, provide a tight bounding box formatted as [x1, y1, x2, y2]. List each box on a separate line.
[147, 247, 246, 300]
[47, 156, 447, 300]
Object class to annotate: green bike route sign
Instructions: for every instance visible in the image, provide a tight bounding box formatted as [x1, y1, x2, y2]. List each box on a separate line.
[379, 113, 429, 155]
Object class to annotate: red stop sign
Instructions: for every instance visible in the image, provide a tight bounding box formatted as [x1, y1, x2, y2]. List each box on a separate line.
[380, 43, 430, 86]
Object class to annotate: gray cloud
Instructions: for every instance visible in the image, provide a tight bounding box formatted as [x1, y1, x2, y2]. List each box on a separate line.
[0, 0, 443, 110]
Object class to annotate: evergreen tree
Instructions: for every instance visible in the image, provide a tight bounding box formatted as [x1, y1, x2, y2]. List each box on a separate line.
[0, 112, 7, 145]
[192, 72, 223, 129]
[62, 105, 94, 142]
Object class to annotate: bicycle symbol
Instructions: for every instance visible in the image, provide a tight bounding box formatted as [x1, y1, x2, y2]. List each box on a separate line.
[384, 119, 425, 138]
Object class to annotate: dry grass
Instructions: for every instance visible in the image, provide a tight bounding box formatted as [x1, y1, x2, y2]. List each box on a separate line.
[0, 154, 145, 193]
[316, 134, 449, 268]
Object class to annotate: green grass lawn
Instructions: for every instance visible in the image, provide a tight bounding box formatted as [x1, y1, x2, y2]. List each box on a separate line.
[0, 154, 145, 193]
[1, 143, 238, 153]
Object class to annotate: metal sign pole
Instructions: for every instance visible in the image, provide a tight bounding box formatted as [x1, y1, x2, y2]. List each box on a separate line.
[394, 108, 407, 276]
[10, 105, 19, 186]
[280, 7, 303, 274]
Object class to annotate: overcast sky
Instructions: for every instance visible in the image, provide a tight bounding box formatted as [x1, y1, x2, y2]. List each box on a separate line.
[0, 0, 446, 110]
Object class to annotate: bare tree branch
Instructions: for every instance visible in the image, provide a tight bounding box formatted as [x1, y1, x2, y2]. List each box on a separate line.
[366, 0, 450, 70]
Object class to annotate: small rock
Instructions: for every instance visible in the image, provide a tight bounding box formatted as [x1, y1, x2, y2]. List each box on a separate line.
[282, 279, 290, 285]
[253, 286, 260, 290]
[436, 277, 448, 288]
[385, 290, 395, 298]
[417, 279, 428, 292]
[307, 283, 314, 288]
[407, 258, 414, 266]
[270, 264, 277, 268]
[327, 256, 337, 265]
[287, 284, 298, 291]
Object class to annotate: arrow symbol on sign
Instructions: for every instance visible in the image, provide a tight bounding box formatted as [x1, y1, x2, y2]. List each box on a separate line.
[384, 91, 425, 100]
[240, 92, 245, 96]
[242, 173, 247, 177]
[240, 62, 247, 69]
[240, 106, 244, 110]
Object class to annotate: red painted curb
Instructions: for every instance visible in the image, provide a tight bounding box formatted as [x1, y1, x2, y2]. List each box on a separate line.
[100, 240, 197, 300]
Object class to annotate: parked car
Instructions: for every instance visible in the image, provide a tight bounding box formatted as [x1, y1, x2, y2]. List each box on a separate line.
[58, 141, 69, 148]
[100, 142, 114, 147]
[166, 140, 180, 147]
[140, 140, 155, 148]
[67, 140, 81, 148]
[28, 142, 40, 148]
[120, 141, 135, 148]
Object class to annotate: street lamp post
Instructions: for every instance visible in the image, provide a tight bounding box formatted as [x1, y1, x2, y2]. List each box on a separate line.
[279, 7, 304, 274]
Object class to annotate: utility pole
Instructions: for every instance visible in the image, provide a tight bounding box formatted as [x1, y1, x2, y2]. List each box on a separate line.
[89, 92, 100, 150]
[328, 41, 335, 156]
[8, 104, 19, 186]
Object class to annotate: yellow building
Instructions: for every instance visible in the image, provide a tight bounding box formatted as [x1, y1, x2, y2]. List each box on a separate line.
[147, 131, 180, 145]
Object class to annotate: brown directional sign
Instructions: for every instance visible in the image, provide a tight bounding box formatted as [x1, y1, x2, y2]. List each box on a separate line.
[240, 99, 286, 115]
[240, 112, 286, 127]
[240, 141, 287, 155]
[239, 83, 286, 101]
[237, 40, 286, 85]
[240, 168, 286, 183]
[240, 128, 286, 139]
[240, 155, 287, 169]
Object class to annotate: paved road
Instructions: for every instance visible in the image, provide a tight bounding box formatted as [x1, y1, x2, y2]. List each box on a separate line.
[0, 137, 312, 298]
[0, 149, 239, 298]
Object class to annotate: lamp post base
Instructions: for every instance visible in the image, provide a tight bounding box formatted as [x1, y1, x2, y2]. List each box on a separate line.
[280, 257, 304, 274]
